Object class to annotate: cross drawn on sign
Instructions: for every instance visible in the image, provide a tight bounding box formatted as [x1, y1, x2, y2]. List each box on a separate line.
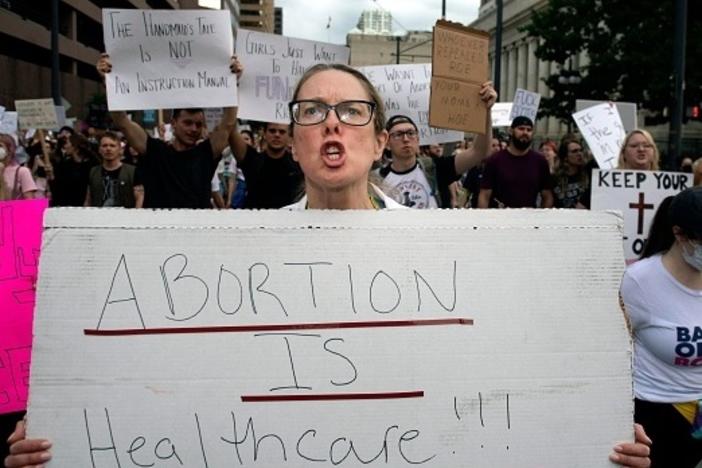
[629, 192, 655, 235]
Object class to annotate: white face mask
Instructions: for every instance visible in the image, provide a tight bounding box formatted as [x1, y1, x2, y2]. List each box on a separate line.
[0, 147, 6, 161]
[681, 240, 702, 271]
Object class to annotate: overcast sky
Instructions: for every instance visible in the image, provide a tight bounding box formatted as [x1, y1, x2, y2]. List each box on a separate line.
[274, 0, 481, 45]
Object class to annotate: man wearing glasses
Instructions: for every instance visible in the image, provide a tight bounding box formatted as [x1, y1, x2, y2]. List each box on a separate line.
[229, 122, 304, 208]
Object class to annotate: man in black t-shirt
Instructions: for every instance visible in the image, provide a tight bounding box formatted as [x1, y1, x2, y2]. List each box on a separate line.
[229, 122, 303, 208]
[97, 55, 240, 209]
[478, 116, 554, 209]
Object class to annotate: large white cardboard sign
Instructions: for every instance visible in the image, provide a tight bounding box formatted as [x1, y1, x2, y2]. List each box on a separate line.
[591, 169, 694, 262]
[576, 100, 637, 134]
[102, 9, 235, 111]
[508, 88, 540, 122]
[357, 64, 464, 145]
[14, 99, 59, 130]
[236, 29, 349, 124]
[572, 102, 626, 170]
[29, 209, 632, 467]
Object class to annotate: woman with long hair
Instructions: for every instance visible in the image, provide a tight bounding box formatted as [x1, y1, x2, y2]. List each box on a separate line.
[552, 136, 590, 208]
[621, 187, 702, 467]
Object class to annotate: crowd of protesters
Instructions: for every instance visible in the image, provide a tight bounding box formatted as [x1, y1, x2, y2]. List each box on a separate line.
[1, 55, 701, 468]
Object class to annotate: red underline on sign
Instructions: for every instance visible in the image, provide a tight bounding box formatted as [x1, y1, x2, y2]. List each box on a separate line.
[241, 390, 424, 402]
[83, 318, 474, 336]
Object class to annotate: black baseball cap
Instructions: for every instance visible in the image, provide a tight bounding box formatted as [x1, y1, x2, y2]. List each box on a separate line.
[386, 115, 418, 132]
[510, 116, 534, 128]
[669, 186, 702, 238]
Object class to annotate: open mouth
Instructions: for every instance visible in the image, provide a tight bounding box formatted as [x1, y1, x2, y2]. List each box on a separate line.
[321, 141, 346, 167]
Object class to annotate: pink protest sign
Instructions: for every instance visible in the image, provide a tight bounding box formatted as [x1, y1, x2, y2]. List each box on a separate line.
[0, 198, 47, 414]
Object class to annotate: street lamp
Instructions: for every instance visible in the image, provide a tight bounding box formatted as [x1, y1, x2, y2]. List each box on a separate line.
[558, 64, 582, 132]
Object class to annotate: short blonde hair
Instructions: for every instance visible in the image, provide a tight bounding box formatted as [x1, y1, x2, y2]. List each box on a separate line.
[617, 129, 660, 170]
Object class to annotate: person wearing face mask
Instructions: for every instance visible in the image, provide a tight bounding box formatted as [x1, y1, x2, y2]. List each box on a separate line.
[620, 186, 702, 467]
[0, 133, 37, 200]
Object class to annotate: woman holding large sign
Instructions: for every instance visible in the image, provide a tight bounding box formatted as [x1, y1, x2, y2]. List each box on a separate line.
[621, 187, 702, 467]
[4, 63, 652, 468]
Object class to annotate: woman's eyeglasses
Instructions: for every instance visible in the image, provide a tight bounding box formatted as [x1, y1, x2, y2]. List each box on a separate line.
[289, 100, 376, 126]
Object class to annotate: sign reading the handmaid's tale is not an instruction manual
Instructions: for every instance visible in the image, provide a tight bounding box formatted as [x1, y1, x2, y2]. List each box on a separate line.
[29, 209, 633, 467]
[102, 9, 235, 111]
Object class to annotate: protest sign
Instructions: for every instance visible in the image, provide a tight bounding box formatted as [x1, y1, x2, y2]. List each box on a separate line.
[0, 111, 18, 135]
[357, 64, 463, 145]
[14, 99, 59, 130]
[430, 20, 489, 134]
[573, 102, 626, 170]
[509, 88, 540, 122]
[29, 209, 633, 466]
[236, 29, 349, 124]
[0, 199, 48, 415]
[591, 169, 693, 262]
[491, 102, 513, 127]
[102, 9, 235, 111]
[576, 100, 637, 133]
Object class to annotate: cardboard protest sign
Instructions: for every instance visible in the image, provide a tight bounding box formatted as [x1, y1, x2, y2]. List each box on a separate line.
[573, 102, 626, 170]
[591, 169, 694, 262]
[509, 88, 540, 122]
[0, 111, 18, 135]
[0, 199, 48, 415]
[357, 64, 463, 145]
[29, 209, 633, 466]
[236, 29, 349, 124]
[430, 21, 489, 134]
[102, 9, 235, 111]
[491, 102, 513, 127]
[14, 99, 59, 130]
[576, 100, 637, 134]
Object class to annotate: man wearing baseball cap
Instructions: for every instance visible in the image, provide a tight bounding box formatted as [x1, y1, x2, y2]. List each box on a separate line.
[376, 81, 498, 208]
[478, 116, 554, 208]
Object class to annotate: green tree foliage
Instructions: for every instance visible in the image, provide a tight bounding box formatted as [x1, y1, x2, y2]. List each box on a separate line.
[521, 0, 701, 125]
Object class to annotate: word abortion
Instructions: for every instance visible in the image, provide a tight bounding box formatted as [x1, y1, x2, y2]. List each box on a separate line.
[97, 254, 461, 329]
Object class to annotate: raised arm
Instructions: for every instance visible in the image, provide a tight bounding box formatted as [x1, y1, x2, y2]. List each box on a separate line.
[209, 56, 243, 157]
[454, 81, 496, 175]
[96, 53, 148, 154]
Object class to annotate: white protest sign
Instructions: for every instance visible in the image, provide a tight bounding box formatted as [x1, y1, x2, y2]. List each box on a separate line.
[102, 9, 235, 111]
[357, 64, 463, 145]
[573, 102, 626, 170]
[14, 99, 59, 130]
[236, 29, 349, 124]
[491, 102, 513, 127]
[591, 169, 694, 262]
[29, 209, 633, 467]
[577, 100, 637, 133]
[0, 111, 18, 135]
[509, 88, 540, 122]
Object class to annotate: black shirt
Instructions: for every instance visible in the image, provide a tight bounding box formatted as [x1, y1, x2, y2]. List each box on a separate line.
[239, 146, 303, 209]
[140, 137, 218, 209]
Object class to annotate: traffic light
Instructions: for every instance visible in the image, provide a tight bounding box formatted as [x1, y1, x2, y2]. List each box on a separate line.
[686, 104, 701, 121]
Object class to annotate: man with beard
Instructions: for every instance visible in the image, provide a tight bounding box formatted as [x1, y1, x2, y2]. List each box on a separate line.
[229, 122, 303, 208]
[478, 116, 554, 208]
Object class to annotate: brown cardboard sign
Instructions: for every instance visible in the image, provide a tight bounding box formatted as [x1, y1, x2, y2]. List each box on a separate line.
[430, 20, 490, 134]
